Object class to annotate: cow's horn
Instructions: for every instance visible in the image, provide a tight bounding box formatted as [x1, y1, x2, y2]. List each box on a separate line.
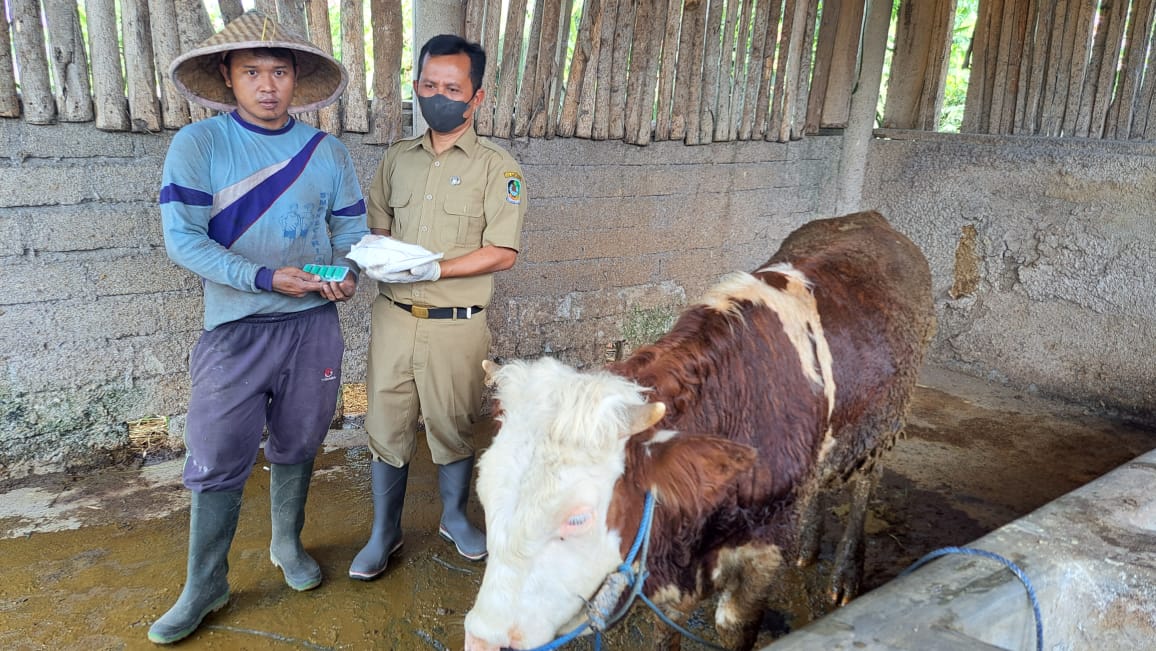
[481, 359, 502, 386]
[626, 401, 666, 436]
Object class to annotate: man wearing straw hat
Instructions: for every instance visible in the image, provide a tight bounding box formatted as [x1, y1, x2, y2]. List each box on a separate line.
[151, 10, 367, 644]
[348, 34, 526, 581]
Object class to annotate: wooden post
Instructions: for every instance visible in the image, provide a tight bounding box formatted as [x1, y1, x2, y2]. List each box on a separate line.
[0, 5, 20, 118]
[680, 0, 706, 144]
[84, 0, 128, 129]
[176, 0, 216, 122]
[591, 0, 619, 139]
[725, 0, 753, 139]
[256, 0, 278, 18]
[43, 0, 93, 122]
[769, 0, 807, 142]
[276, 0, 308, 34]
[1059, 0, 1095, 137]
[474, 0, 503, 135]
[960, 0, 996, 133]
[884, 0, 957, 131]
[713, 0, 741, 141]
[1107, 0, 1155, 139]
[527, 0, 563, 138]
[546, 0, 576, 137]
[513, 0, 545, 137]
[493, 0, 528, 138]
[465, 0, 485, 40]
[752, 0, 783, 138]
[305, 0, 341, 135]
[623, 0, 656, 144]
[653, 0, 682, 141]
[218, 0, 244, 23]
[573, 0, 605, 138]
[791, 0, 818, 139]
[122, 0, 162, 131]
[606, 0, 635, 140]
[1133, 15, 1156, 139]
[696, 0, 724, 143]
[341, 0, 370, 132]
[368, 0, 404, 144]
[737, 0, 770, 139]
[1086, 0, 1127, 138]
[9, 0, 56, 124]
[149, 0, 190, 129]
[559, 0, 602, 137]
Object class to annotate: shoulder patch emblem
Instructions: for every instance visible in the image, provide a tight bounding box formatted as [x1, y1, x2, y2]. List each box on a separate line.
[506, 178, 522, 205]
[504, 171, 523, 180]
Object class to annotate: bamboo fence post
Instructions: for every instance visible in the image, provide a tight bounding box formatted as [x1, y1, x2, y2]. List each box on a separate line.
[341, 0, 370, 132]
[528, 0, 563, 138]
[726, 0, 752, 139]
[0, 6, 19, 117]
[1021, 0, 1053, 134]
[987, 0, 1013, 134]
[681, 0, 706, 144]
[256, 0, 277, 18]
[122, 0, 161, 131]
[219, 0, 244, 23]
[1133, 15, 1156, 138]
[10, 0, 56, 124]
[792, 0, 818, 138]
[769, 0, 805, 142]
[175, 0, 215, 122]
[474, 0, 502, 135]
[606, 0, 634, 140]
[697, 0, 724, 143]
[559, 0, 602, 137]
[804, 0, 838, 134]
[752, 0, 782, 139]
[148, 0, 189, 129]
[623, 0, 656, 144]
[545, 0, 575, 137]
[1012, 0, 1039, 134]
[83, 0, 127, 128]
[1072, 0, 1105, 137]
[1059, 0, 1094, 137]
[885, 0, 955, 131]
[43, 0, 93, 122]
[653, 0, 682, 141]
[1107, 0, 1155, 139]
[591, 0, 619, 139]
[514, 0, 545, 137]
[367, 0, 403, 144]
[960, 0, 996, 133]
[1087, 0, 1126, 138]
[493, 0, 528, 138]
[633, 0, 666, 144]
[305, 0, 340, 135]
[1038, 0, 1068, 136]
[737, 0, 770, 139]
[713, 0, 741, 141]
[572, 0, 605, 138]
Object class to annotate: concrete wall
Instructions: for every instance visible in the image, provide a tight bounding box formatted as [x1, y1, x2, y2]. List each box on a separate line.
[0, 119, 840, 478]
[865, 130, 1156, 420]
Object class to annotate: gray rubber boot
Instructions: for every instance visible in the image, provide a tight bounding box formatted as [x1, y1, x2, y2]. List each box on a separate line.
[348, 460, 408, 580]
[269, 460, 322, 591]
[437, 456, 487, 561]
[147, 490, 242, 645]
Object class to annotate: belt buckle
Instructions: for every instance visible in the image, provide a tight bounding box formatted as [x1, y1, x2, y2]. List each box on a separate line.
[411, 305, 430, 319]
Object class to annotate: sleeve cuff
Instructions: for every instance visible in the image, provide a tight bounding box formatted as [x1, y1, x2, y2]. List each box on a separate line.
[255, 267, 275, 292]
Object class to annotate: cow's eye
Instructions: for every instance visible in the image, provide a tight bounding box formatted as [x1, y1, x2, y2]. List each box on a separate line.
[567, 514, 589, 527]
[560, 508, 596, 538]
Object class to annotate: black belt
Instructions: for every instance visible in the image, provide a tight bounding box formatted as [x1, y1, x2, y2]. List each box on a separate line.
[387, 297, 483, 320]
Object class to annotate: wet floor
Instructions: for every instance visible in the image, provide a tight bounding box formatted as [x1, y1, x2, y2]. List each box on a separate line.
[1, 367, 1154, 650]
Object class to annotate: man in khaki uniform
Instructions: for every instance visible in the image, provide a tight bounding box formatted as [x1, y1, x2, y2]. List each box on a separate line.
[350, 34, 526, 581]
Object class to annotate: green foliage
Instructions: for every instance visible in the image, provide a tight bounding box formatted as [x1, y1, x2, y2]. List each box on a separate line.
[940, 0, 978, 132]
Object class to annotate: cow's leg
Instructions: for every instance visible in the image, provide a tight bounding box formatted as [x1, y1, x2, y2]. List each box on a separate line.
[828, 463, 880, 605]
[712, 543, 785, 651]
[794, 484, 823, 567]
[648, 591, 696, 651]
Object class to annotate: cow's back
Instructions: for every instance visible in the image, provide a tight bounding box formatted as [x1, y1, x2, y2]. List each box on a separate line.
[765, 211, 935, 479]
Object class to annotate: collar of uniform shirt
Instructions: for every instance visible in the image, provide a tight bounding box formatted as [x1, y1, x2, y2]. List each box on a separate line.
[412, 124, 479, 157]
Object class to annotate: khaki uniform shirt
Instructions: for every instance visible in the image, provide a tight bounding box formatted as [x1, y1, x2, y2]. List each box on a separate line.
[366, 127, 526, 309]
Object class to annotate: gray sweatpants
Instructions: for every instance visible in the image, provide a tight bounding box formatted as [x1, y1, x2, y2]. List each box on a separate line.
[183, 303, 344, 492]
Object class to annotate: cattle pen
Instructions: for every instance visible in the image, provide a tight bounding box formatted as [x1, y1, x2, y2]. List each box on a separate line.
[2, 0, 1156, 649]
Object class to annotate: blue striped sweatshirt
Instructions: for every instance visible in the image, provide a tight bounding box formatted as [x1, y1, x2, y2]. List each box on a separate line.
[160, 112, 368, 330]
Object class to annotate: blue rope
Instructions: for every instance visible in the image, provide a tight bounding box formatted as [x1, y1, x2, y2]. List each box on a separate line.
[900, 546, 1043, 651]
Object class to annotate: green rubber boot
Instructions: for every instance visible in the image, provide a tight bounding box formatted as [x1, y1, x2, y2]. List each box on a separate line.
[269, 460, 323, 591]
[148, 490, 242, 644]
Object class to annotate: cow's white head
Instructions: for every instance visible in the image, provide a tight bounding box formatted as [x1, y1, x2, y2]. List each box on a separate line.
[463, 357, 666, 651]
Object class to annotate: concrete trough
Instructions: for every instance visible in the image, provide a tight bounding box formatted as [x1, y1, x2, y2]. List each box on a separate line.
[768, 449, 1156, 650]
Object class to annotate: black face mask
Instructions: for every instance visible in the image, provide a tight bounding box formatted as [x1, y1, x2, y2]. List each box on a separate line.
[417, 92, 474, 133]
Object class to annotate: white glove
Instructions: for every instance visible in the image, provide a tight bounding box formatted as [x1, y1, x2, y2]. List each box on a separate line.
[375, 261, 441, 284]
[347, 234, 443, 281]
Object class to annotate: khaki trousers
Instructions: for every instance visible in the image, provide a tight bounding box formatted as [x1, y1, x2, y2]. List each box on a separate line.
[365, 295, 490, 467]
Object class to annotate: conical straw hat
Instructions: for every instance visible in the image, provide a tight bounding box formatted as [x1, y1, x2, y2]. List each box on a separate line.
[170, 9, 348, 114]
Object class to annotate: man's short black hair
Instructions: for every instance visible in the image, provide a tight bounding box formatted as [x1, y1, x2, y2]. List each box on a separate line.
[418, 34, 485, 95]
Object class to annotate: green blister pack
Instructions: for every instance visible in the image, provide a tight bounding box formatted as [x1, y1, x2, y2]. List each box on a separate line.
[303, 264, 350, 282]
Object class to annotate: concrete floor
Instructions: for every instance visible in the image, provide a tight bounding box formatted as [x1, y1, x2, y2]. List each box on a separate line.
[1, 366, 1153, 650]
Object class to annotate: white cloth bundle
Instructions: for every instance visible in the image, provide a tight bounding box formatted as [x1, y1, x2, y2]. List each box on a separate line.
[347, 234, 443, 281]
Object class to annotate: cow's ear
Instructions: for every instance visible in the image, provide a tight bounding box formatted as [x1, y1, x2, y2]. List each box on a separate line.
[623, 402, 665, 437]
[482, 359, 502, 386]
[647, 435, 757, 516]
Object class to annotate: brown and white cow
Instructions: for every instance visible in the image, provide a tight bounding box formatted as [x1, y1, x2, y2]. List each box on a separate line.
[464, 212, 935, 650]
